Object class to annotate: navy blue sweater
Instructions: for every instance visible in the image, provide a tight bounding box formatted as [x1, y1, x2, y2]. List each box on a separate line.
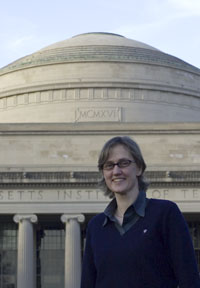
[81, 199, 200, 288]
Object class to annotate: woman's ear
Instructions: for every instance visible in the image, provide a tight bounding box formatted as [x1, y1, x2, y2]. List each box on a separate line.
[136, 166, 142, 177]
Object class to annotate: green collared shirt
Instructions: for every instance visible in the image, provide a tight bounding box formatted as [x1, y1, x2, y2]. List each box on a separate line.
[103, 190, 148, 235]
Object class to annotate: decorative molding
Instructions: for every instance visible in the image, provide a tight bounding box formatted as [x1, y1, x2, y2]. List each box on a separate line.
[0, 122, 199, 136]
[0, 170, 199, 181]
[61, 214, 85, 223]
[0, 171, 199, 190]
[0, 87, 199, 112]
[0, 171, 99, 182]
[13, 214, 38, 223]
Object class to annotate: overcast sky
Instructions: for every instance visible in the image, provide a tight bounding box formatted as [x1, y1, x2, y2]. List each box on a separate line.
[1, 0, 200, 69]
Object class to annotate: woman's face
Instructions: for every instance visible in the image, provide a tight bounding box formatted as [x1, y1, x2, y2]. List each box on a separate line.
[102, 144, 141, 197]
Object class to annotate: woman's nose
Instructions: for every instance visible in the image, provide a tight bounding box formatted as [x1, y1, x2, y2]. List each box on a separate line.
[112, 164, 122, 174]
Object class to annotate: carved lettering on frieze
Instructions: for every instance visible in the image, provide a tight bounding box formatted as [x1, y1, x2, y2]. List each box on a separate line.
[0, 189, 199, 204]
[75, 107, 121, 122]
[147, 188, 200, 201]
[0, 189, 108, 203]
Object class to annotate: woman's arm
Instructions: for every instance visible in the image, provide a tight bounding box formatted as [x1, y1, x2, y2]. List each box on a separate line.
[165, 202, 200, 288]
[80, 225, 97, 288]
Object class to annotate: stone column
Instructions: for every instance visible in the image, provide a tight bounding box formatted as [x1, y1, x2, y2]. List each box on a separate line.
[13, 214, 38, 288]
[61, 214, 85, 288]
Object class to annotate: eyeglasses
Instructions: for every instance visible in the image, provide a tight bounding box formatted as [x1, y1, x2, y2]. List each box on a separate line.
[103, 159, 135, 171]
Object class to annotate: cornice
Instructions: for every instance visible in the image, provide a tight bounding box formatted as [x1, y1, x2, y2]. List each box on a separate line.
[0, 80, 200, 99]
[0, 122, 199, 135]
[0, 171, 199, 189]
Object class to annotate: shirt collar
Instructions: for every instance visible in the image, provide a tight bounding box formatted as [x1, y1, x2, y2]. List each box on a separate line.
[103, 190, 147, 226]
[134, 190, 146, 217]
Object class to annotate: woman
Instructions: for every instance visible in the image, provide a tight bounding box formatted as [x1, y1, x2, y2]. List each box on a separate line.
[81, 136, 200, 288]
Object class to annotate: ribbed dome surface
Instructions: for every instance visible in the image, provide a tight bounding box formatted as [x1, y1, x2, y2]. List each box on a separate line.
[1, 32, 199, 75]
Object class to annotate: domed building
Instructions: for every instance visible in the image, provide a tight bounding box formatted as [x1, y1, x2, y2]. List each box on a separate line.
[0, 32, 200, 287]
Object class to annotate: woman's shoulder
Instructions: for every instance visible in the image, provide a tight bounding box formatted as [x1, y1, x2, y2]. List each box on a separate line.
[148, 198, 177, 206]
[87, 212, 106, 228]
[147, 198, 180, 214]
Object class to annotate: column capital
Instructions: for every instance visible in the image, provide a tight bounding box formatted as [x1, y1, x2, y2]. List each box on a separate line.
[61, 214, 85, 224]
[13, 214, 38, 224]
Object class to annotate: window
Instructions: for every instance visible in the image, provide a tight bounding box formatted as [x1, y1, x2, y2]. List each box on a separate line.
[0, 221, 17, 288]
[36, 221, 65, 288]
[188, 221, 200, 271]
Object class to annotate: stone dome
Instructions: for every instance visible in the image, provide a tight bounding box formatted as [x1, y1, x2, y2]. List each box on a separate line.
[0, 32, 200, 123]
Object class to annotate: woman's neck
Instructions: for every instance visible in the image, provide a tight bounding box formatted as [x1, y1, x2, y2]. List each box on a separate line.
[115, 189, 139, 216]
